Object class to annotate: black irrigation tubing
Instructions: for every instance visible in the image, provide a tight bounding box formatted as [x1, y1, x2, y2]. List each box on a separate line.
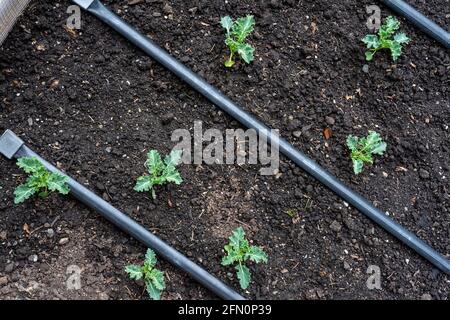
[380, 0, 450, 49]
[0, 130, 245, 300]
[73, 0, 450, 275]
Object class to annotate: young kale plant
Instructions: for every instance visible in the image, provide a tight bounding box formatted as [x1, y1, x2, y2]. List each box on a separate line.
[125, 249, 166, 300]
[346, 131, 387, 175]
[222, 227, 268, 290]
[14, 157, 70, 204]
[362, 16, 410, 62]
[220, 15, 255, 67]
[134, 150, 183, 199]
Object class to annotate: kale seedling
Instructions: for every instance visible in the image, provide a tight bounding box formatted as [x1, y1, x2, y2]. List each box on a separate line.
[134, 150, 183, 199]
[14, 157, 70, 204]
[222, 227, 268, 290]
[346, 131, 387, 175]
[362, 16, 410, 62]
[125, 249, 166, 300]
[220, 15, 255, 67]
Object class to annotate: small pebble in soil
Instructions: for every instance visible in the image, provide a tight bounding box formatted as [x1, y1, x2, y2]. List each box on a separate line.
[161, 112, 175, 125]
[27, 118, 33, 126]
[419, 169, 430, 179]
[343, 261, 351, 270]
[362, 65, 369, 73]
[59, 238, 69, 245]
[330, 220, 342, 232]
[4, 263, 14, 273]
[325, 116, 335, 125]
[421, 293, 432, 300]
[46, 229, 55, 238]
[163, 3, 173, 14]
[292, 131, 302, 138]
[0, 276, 8, 286]
[28, 254, 38, 263]
[105, 147, 112, 153]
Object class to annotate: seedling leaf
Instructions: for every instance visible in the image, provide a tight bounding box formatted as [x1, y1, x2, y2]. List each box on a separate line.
[135, 149, 183, 199]
[125, 265, 143, 280]
[222, 227, 267, 290]
[347, 131, 387, 174]
[125, 249, 166, 300]
[47, 173, 70, 194]
[14, 184, 38, 204]
[14, 157, 70, 204]
[221, 15, 256, 67]
[236, 264, 251, 290]
[362, 16, 409, 62]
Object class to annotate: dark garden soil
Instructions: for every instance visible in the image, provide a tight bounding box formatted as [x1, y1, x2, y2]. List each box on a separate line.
[0, 0, 449, 300]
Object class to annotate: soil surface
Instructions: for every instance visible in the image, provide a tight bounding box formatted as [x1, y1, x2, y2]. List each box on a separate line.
[0, 0, 449, 300]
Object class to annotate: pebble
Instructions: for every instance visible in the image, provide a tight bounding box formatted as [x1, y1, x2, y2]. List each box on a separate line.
[161, 112, 175, 125]
[343, 261, 351, 270]
[27, 118, 33, 126]
[330, 220, 342, 232]
[419, 169, 430, 179]
[421, 293, 432, 300]
[28, 254, 38, 263]
[59, 238, 69, 245]
[105, 147, 112, 153]
[4, 263, 14, 273]
[163, 3, 173, 14]
[362, 64, 369, 73]
[292, 131, 302, 138]
[0, 276, 8, 286]
[325, 116, 335, 125]
[46, 228, 55, 238]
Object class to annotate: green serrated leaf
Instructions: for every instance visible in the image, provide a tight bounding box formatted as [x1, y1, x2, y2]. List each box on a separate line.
[389, 41, 402, 61]
[236, 264, 251, 290]
[237, 43, 255, 64]
[362, 35, 380, 49]
[144, 249, 157, 268]
[233, 15, 255, 42]
[125, 265, 144, 280]
[353, 159, 364, 175]
[149, 269, 165, 291]
[163, 166, 183, 185]
[14, 184, 38, 204]
[393, 32, 410, 44]
[245, 246, 268, 263]
[146, 150, 163, 173]
[346, 136, 359, 151]
[221, 253, 236, 266]
[146, 280, 162, 300]
[220, 16, 233, 34]
[380, 16, 400, 38]
[17, 157, 44, 174]
[164, 149, 183, 168]
[229, 227, 246, 248]
[371, 142, 387, 155]
[134, 175, 153, 192]
[47, 173, 70, 195]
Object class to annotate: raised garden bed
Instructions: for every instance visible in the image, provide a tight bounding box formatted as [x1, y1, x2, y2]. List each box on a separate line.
[0, 0, 448, 300]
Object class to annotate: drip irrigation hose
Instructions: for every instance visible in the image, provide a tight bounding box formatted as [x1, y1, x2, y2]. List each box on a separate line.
[0, 130, 245, 300]
[73, 0, 450, 275]
[380, 0, 450, 49]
